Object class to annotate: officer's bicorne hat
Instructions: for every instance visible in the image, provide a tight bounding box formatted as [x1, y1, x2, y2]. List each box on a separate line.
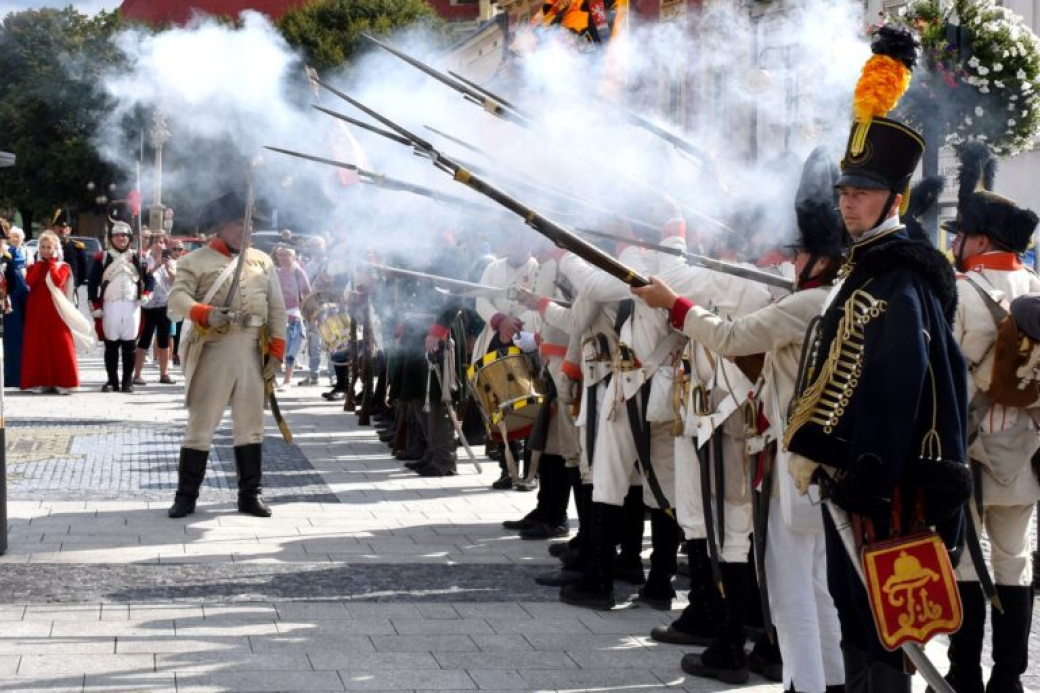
[943, 141, 1038, 254]
[196, 191, 268, 232]
[836, 25, 924, 208]
[51, 208, 73, 228]
[794, 146, 846, 259]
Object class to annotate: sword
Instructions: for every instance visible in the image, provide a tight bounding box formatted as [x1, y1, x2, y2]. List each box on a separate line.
[747, 401, 775, 642]
[697, 440, 725, 598]
[428, 342, 482, 474]
[824, 501, 956, 693]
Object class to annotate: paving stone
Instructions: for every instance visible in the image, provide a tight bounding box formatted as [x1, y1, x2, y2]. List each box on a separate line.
[82, 673, 177, 692]
[154, 652, 312, 673]
[115, 637, 252, 655]
[523, 633, 647, 651]
[433, 650, 578, 670]
[0, 676, 85, 692]
[336, 669, 476, 691]
[307, 651, 440, 671]
[173, 669, 345, 692]
[369, 635, 478, 653]
[390, 619, 493, 636]
[16, 654, 155, 676]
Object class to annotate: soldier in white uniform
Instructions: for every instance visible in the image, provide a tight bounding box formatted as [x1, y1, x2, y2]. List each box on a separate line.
[166, 192, 287, 519]
[635, 148, 846, 691]
[88, 221, 152, 393]
[473, 237, 539, 489]
[943, 143, 1040, 693]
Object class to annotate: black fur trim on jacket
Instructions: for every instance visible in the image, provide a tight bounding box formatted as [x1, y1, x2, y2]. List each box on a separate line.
[852, 235, 958, 322]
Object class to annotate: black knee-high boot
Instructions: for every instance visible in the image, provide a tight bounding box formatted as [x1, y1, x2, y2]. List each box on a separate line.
[987, 585, 1033, 693]
[941, 581, 986, 693]
[560, 501, 619, 610]
[168, 448, 208, 518]
[120, 340, 136, 392]
[103, 340, 120, 391]
[635, 508, 680, 608]
[615, 485, 646, 584]
[681, 561, 751, 684]
[654, 538, 715, 645]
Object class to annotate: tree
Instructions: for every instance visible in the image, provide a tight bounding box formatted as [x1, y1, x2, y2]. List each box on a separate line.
[277, 0, 446, 73]
[0, 8, 127, 235]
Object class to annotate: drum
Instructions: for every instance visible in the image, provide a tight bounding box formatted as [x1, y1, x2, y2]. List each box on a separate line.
[466, 346, 545, 440]
[315, 303, 352, 353]
[301, 291, 338, 325]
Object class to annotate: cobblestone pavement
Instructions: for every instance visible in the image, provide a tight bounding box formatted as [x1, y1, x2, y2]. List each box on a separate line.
[0, 354, 1035, 692]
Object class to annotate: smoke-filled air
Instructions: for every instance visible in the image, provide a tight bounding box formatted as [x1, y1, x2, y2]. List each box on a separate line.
[93, 0, 873, 269]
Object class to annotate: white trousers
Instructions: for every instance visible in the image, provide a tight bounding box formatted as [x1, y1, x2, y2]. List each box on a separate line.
[765, 504, 845, 692]
[103, 300, 140, 341]
[955, 502, 1037, 586]
[674, 435, 753, 562]
[591, 392, 674, 508]
[182, 329, 265, 450]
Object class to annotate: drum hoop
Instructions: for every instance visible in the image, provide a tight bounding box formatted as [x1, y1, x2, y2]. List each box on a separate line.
[498, 394, 545, 413]
[468, 345, 527, 382]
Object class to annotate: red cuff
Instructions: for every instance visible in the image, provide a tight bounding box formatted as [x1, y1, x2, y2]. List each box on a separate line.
[670, 297, 694, 331]
[562, 360, 583, 382]
[662, 218, 687, 240]
[91, 301, 102, 311]
[539, 343, 567, 358]
[268, 338, 286, 361]
[490, 312, 506, 330]
[537, 297, 552, 316]
[428, 324, 450, 340]
[189, 304, 213, 327]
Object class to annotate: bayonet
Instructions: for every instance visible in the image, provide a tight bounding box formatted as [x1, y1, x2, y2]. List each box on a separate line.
[313, 105, 412, 146]
[577, 227, 795, 291]
[298, 79, 649, 287]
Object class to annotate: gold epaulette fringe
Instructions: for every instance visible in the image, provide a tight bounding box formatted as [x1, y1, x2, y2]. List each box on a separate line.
[784, 288, 888, 444]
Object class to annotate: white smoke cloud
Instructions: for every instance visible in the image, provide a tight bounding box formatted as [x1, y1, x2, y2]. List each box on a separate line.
[91, 0, 874, 273]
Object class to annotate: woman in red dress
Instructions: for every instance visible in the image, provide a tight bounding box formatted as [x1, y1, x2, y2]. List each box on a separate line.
[21, 231, 81, 393]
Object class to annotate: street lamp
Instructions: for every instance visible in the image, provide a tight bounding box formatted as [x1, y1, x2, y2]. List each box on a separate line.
[148, 109, 171, 237]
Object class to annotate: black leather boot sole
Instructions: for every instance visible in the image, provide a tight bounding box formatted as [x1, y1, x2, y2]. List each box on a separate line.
[650, 625, 714, 647]
[680, 652, 750, 685]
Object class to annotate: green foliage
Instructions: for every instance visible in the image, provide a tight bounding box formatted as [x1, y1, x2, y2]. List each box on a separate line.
[277, 0, 446, 73]
[895, 0, 1040, 155]
[0, 8, 127, 226]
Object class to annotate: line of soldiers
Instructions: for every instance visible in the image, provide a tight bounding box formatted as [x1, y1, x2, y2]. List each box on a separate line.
[328, 112, 1036, 693]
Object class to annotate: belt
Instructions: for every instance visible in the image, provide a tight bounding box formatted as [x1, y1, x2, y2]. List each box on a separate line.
[228, 313, 266, 328]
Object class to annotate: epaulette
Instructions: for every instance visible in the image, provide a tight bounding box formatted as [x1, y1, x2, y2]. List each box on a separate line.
[73, 241, 85, 250]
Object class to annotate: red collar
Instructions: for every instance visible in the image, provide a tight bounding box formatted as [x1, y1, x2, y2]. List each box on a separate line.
[962, 252, 1022, 273]
[210, 238, 234, 257]
[799, 279, 828, 291]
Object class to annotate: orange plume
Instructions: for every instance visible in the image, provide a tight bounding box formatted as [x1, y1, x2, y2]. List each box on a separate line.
[853, 54, 912, 122]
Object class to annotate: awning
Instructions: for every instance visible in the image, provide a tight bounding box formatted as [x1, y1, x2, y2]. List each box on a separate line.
[0, 151, 14, 168]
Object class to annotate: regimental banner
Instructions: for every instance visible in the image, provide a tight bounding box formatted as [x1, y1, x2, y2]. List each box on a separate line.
[861, 531, 963, 651]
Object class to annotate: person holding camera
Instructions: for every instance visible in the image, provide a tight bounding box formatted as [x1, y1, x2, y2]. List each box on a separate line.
[133, 233, 177, 385]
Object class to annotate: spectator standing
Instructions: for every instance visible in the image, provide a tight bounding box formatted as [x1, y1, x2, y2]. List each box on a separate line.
[300, 235, 327, 385]
[21, 231, 93, 394]
[52, 210, 86, 290]
[8, 226, 32, 274]
[167, 239, 187, 365]
[1, 222, 28, 388]
[273, 243, 311, 389]
[134, 233, 177, 385]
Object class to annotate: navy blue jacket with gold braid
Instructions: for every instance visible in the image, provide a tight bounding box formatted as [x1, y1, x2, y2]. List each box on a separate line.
[785, 227, 972, 543]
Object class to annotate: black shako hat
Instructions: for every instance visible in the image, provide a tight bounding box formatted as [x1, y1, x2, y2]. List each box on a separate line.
[836, 116, 925, 193]
[197, 191, 267, 231]
[944, 141, 1038, 254]
[796, 147, 846, 258]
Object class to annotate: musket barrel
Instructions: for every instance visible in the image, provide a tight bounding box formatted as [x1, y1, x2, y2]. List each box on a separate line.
[577, 228, 793, 291]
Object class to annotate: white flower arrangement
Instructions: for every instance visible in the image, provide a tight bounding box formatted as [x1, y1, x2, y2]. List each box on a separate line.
[900, 0, 1040, 154]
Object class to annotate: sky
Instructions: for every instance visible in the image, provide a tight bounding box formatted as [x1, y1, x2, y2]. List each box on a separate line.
[0, 0, 121, 17]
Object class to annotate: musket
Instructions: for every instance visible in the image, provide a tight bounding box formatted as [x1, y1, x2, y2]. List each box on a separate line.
[577, 227, 795, 292]
[264, 146, 505, 217]
[368, 263, 571, 307]
[363, 34, 534, 127]
[824, 500, 956, 693]
[358, 39, 732, 234]
[303, 77, 650, 288]
[223, 166, 255, 310]
[313, 105, 411, 146]
[445, 65, 707, 166]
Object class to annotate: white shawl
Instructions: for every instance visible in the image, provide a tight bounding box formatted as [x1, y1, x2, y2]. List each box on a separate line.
[45, 265, 96, 350]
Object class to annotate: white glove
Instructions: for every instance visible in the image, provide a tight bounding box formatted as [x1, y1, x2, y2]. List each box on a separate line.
[206, 307, 230, 329]
[91, 309, 103, 319]
[513, 331, 538, 353]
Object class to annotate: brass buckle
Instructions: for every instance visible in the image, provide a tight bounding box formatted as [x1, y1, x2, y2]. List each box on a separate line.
[691, 384, 710, 417]
[614, 341, 636, 372]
